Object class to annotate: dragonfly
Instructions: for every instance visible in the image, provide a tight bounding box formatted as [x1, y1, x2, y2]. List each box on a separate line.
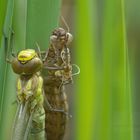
[42, 19, 80, 140]
[7, 48, 46, 140]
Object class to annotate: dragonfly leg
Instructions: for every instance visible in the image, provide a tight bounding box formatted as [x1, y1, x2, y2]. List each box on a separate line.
[3, 27, 16, 63]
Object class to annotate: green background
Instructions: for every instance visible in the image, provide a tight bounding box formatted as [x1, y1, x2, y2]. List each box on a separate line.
[0, 0, 139, 140]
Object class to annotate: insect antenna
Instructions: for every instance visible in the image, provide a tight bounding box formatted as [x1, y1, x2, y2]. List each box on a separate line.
[35, 42, 42, 59]
[35, 42, 48, 62]
[60, 15, 70, 32]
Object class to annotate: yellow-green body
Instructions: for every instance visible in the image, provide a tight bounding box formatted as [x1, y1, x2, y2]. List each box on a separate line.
[17, 74, 44, 106]
[11, 49, 45, 140]
[13, 74, 45, 140]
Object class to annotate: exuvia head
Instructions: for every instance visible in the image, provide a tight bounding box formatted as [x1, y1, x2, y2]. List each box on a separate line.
[50, 28, 73, 46]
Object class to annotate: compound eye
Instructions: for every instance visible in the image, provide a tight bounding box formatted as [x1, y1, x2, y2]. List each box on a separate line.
[66, 33, 73, 45]
[50, 35, 57, 43]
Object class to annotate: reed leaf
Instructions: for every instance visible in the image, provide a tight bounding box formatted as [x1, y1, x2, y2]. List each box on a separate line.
[0, 0, 7, 44]
[0, 0, 61, 139]
[75, 0, 97, 140]
[75, 0, 133, 140]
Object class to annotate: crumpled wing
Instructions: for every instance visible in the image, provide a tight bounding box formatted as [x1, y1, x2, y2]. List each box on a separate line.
[12, 101, 32, 140]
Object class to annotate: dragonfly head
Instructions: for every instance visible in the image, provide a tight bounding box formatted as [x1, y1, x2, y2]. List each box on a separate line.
[12, 49, 42, 75]
[17, 49, 37, 64]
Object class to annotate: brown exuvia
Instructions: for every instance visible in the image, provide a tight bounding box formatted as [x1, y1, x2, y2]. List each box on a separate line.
[43, 27, 73, 140]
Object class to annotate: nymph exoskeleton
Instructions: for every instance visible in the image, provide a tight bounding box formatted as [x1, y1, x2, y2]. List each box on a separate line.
[43, 25, 79, 140]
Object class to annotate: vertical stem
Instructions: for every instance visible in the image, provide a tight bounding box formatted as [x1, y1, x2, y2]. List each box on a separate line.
[0, 0, 62, 139]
